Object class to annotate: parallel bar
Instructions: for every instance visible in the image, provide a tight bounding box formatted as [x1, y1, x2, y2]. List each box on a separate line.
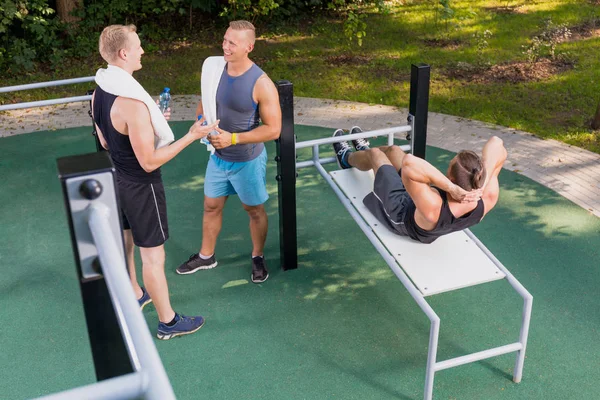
[435, 343, 523, 372]
[295, 126, 411, 149]
[0, 95, 92, 111]
[275, 80, 298, 271]
[88, 204, 175, 400]
[0, 76, 95, 93]
[34, 372, 145, 400]
[296, 143, 411, 170]
[409, 64, 430, 159]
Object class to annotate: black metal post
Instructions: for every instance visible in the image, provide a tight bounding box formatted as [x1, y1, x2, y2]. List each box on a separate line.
[57, 152, 133, 380]
[275, 80, 298, 271]
[409, 64, 430, 159]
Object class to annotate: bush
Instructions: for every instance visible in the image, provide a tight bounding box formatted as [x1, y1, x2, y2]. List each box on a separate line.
[0, 0, 65, 71]
[0, 0, 377, 74]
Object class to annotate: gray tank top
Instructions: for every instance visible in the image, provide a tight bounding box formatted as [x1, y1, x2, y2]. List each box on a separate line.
[214, 63, 265, 162]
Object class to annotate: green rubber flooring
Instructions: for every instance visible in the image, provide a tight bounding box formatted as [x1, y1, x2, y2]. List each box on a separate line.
[1, 122, 599, 399]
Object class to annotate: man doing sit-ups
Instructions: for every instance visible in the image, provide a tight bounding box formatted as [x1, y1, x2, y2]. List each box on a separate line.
[332, 127, 507, 244]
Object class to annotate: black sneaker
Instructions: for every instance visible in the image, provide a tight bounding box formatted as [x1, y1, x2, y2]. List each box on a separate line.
[176, 253, 217, 275]
[350, 126, 370, 151]
[332, 129, 353, 169]
[251, 256, 269, 283]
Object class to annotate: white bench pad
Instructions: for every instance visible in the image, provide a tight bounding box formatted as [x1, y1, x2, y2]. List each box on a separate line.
[330, 168, 505, 296]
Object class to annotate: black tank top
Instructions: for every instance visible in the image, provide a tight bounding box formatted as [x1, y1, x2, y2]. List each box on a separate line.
[93, 87, 161, 183]
[404, 188, 485, 244]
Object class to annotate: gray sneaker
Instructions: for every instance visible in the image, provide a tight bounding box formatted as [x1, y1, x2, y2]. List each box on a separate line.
[350, 126, 370, 151]
[176, 253, 217, 275]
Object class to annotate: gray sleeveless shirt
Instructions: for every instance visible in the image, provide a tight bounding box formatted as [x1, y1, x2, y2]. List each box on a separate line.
[214, 63, 265, 162]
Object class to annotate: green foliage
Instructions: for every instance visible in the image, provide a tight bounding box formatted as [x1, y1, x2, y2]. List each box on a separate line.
[473, 29, 492, 67]
[343, 9, 367, 46]
[0, 0, 63, 71]
[219, 0, 279, 21]
[522, 18, 572, 63]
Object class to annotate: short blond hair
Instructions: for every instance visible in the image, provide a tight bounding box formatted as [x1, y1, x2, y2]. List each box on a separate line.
[99, 24, 137, 63]
[229, 20, 256, 44]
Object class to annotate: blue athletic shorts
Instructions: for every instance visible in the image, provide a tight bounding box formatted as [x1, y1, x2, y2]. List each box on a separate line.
[204, 148, 268, 206]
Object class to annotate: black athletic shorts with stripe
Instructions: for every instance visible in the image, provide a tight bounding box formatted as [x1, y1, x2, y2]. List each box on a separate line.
[117, 176, 169, 248]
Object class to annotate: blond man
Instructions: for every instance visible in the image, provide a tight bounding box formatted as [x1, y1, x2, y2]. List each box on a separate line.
[92, 24, 216, 339]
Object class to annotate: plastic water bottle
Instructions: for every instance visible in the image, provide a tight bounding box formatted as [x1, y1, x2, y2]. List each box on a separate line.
[198, 114, 209, 145]
[159, 87, 171, 113]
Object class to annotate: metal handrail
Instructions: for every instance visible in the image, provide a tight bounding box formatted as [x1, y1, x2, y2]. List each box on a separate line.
[0, 76, 95, 112]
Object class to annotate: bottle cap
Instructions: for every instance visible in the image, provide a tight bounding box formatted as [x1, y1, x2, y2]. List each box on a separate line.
[163, 87, 171, 92]
[197, 114, 203, 120]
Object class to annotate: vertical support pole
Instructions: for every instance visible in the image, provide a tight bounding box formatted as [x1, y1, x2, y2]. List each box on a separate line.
[57, 152, 133, 380]
[424, 317, 441, 400]
[275, 80, 298, 271]
[513, 295, 533, 382]
[409, 64, 430, 159]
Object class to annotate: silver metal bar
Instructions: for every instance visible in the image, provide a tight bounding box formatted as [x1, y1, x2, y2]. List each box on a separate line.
[295, 125, 411, 149]
[296, 145, 412, 170]
[0, 95, 92, 111]
[434, 343, 523, 372]
[424, 320, 440, 400]
[87, 203, 176, 400]
[463, 229, 533, 383]
[34, 372, 145, 400]
[297, 158, 337, 169]
[387, 131, 394, 146]
[0, 76, 95, 93]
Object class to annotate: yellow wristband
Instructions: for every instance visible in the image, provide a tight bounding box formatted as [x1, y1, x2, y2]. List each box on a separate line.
[231, 133, 237, 145]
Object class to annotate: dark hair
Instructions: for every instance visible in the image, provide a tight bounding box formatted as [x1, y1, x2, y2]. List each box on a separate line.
[449, 150, 486, 191]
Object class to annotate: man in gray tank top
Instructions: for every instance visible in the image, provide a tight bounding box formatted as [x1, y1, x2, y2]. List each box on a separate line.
[177, 21, 281, 283]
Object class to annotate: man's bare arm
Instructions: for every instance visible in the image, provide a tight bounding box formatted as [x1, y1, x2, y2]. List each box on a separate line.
[195, 101, 205, 120]
[124, 99, 217, 172]
[400, 154, 455, 222]
[480, 136, 508, 215]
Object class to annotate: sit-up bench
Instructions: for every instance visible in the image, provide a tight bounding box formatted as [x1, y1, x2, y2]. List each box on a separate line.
[272, 65, 533, 400]
[328, 168, 533, 400]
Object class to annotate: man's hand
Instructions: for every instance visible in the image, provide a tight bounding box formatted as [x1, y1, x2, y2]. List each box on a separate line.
[208, 126, 233, 149]
[188, 119, 219, 141]
[448, 184, 483, 203]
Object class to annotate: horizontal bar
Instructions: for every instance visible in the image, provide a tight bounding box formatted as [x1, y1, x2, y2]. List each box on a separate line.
[296, 144, 411, 170]
[434, 343, 523, 372]
[0, 95, 92, 112]
[34, 372, 145, 400]
[296, 125, 411, 149]
[88, 204, 175, 400]
[0, 76, 95, 93]
[297, 158, 336, 169]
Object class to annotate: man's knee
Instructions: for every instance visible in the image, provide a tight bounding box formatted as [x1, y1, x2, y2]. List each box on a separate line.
[204, 196, 226, 214]
[140, 245, 165, 269]
[243, 204, 266, 221]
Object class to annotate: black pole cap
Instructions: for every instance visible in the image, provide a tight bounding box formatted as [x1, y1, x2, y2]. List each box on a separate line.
[79, 179, 103, 200]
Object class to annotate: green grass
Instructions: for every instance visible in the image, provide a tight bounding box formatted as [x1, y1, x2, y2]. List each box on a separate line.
[2, 0, 600, 152]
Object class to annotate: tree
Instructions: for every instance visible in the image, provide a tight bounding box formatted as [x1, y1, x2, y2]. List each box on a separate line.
[56, 0, 82, 23]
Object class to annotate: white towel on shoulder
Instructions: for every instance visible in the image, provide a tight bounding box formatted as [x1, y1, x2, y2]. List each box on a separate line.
[200, 56, 226, 153]
[95, 65, 174, 149]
